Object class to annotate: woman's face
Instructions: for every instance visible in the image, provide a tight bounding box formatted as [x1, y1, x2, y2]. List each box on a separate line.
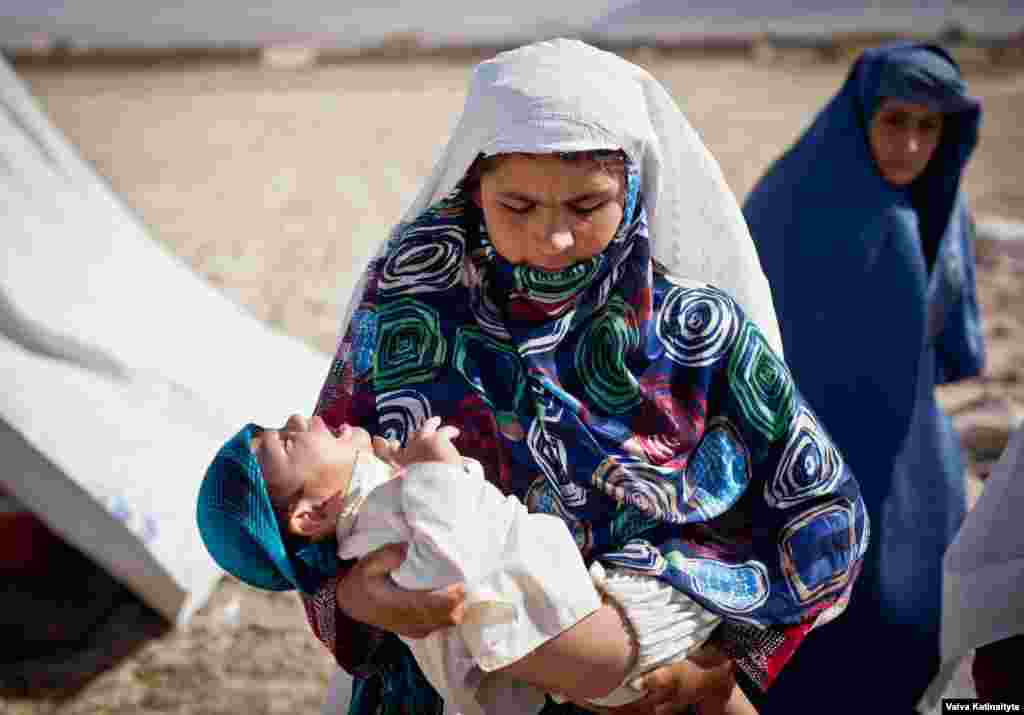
[868, 98, 944, 186]
[474, 153, 625, 271]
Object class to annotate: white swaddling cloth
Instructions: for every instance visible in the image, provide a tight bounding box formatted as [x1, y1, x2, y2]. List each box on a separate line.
[336, 454, 724, 714]
[336, 455, 601, 715]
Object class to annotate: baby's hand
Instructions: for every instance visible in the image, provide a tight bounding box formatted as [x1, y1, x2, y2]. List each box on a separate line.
[377, 416, 463, 468]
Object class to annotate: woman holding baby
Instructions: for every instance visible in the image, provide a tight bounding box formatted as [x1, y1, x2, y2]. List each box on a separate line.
[297, 39, 868, 714]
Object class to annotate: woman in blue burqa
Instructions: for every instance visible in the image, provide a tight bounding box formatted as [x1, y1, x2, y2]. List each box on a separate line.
[743, 43, 985, 713]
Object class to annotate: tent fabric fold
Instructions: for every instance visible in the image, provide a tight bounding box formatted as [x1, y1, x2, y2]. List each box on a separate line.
[1, 56, 329, 626]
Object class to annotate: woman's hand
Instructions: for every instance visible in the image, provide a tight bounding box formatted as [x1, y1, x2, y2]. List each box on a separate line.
[572, 644, 739, 715]
[336, 542, 466, 639]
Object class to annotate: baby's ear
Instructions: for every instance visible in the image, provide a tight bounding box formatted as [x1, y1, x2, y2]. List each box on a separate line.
[289, 501, 330, 539]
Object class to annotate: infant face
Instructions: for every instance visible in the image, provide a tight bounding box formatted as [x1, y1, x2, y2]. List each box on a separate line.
[251, 415, 374, 538]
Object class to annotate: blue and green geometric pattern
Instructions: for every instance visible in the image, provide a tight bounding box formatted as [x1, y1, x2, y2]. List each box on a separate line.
[373, 298, 447, 390]
[728, 320, 796, 442]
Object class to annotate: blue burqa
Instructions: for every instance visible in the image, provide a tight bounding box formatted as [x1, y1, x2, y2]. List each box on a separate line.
[743, 44, 984, 712]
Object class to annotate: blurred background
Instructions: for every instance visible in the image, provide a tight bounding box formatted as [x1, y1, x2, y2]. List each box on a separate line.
[3, 1, 1024, 57]
[2, 2, 1022, 713]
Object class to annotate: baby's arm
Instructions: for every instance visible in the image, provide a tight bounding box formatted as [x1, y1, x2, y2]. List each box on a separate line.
[377, 416, 463, 469]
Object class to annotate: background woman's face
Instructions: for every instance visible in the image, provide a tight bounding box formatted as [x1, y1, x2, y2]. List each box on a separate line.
[474, 153, 625, 271]
[869, 98, 944, 186]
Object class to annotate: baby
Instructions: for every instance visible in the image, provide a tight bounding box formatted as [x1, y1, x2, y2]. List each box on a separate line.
[197, 415, 751, 715]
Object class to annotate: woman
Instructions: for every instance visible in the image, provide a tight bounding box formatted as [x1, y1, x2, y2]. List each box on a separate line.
[305, 39, 868, 714]
[742, 44, 984, 713]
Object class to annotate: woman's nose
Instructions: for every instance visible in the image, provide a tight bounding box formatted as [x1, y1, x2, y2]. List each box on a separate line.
[906, 133, 921, 153]
[541, 229, 574, 254]
[538, 215, 574, 255]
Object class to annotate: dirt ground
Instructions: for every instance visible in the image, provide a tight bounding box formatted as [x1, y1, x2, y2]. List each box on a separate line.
[5, 50, 1023, 714]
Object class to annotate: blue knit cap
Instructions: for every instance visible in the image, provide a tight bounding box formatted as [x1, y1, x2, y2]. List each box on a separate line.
[197, 424, 314, 593]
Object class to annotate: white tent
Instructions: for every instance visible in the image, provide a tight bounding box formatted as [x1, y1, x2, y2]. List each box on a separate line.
[0, 56, 330, 627]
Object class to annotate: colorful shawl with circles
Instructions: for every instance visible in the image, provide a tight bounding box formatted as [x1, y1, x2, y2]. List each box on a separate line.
[304, 174, 869, 712]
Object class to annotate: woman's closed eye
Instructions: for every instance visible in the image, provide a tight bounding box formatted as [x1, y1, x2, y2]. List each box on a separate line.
[499, 200, 606, 216]
[500, 201, 534, 214]
[571, 200, 606, 216]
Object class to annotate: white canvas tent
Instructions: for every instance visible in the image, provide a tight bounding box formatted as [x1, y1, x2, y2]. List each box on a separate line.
[0, 55, 330, 627]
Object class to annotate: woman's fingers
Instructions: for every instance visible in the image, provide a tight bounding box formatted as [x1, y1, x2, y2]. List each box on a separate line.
[579, 650, 736, 715]
[413, 582, 467, 633]
[566, 692, 671, 715]
[336, 543, 408, 621]
[636, 650, 736, 715]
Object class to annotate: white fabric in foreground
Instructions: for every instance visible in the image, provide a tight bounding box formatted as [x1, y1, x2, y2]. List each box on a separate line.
[917, 425, 1024, 712]
[0, 335, 226, 626]
[0, 56, 330, 625]
[337, 459, 602, 715]
[337, 38, 782, 356]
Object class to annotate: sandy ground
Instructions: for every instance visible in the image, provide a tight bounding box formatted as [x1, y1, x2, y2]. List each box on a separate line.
[4, 51, 1023, 714]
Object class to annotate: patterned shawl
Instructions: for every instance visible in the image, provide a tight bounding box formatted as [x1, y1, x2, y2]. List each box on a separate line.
[305, 163, 868, 713]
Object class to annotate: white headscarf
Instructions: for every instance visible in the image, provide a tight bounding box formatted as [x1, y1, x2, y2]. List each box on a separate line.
[338, 39, 782, 354]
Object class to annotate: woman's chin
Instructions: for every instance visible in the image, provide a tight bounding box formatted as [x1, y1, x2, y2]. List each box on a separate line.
[528, 261, 574, 273]
[879, 166, 923, 187]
